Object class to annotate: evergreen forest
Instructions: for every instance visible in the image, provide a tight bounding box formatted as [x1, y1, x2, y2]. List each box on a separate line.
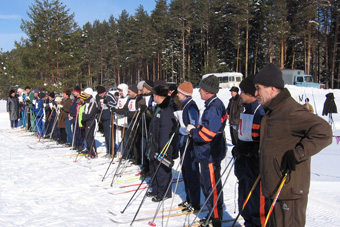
[0, 0, 339, 97]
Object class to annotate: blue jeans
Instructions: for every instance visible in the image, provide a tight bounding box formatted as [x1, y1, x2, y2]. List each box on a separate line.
[65, 118, 73, 144]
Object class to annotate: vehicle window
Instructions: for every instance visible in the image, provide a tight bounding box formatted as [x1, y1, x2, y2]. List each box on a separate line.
[236, 77, 242, 82]
[305, 76, 312, 82]
[296, 76, 303, 82]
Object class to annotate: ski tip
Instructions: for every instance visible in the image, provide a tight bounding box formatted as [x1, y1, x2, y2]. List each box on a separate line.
[148, 221, 156, 226]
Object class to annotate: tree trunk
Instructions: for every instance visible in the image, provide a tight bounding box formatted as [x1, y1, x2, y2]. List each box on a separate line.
[182, 19, 186, 81]
[331, 11, 339, 89]
[253, 33, 260, 75]
[245, 9, 249, 77]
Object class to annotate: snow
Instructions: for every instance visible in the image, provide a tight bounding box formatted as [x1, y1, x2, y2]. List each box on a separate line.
[0, 85, 340, 227]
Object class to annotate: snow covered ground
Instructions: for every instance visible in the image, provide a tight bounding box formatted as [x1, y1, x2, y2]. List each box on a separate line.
[0, 85, 339, 227]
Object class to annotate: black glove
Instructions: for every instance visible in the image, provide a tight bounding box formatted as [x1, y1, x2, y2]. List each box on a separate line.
[81, 120, 85, 126]
[171, 119, 180, 134]
[140, 105, 147, 113]
[231, 146, 239, 158]
[280, 150, 297, 172]
[103, 98, 108, 104]
[111, 107, 117, 113]
[96, 108, 101, 114]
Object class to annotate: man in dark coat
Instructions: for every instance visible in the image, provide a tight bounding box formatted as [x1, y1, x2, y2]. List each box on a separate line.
[96, 85, 117, 157]
[254, 63, 333, 227]
[82, 88, 98, 158]
[226, 86, 244, 145]
[146, 84, 177, 202]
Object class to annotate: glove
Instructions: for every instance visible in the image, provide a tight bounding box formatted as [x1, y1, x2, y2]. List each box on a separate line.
[81, 120, 85, 126]
[231, 146, 239, 158]
[96, 108, 101, 114]
[103, 99, 108, 104]
[111, 107, 117, 113]
[171, 119, 180, 134]
[280, 150, 297, 172]
[58, 104, 63, 108]
[140, 105, 147, 113]
[186, 124, 195, 134]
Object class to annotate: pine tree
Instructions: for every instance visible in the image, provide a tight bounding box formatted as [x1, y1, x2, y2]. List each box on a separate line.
[19, 0, 80, 90]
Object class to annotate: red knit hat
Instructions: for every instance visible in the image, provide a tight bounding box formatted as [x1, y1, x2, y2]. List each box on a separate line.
[178, 82, 193, 96]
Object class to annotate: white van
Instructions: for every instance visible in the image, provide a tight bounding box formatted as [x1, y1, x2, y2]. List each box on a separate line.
[202, 72, 243, 88]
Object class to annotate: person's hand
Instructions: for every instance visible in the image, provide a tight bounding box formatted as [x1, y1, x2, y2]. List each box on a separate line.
[186, 124, 195, 134]
[81, 120, 85, 126]
[111, 107, 117, 113]
[281, 150, 297, 172]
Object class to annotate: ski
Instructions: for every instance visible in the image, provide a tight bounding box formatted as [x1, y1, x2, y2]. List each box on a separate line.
[184, 218, 245, 227]
[109, 179, 184, 195]
[119, 178, 183, 188]
[108, 206, 185, 217]
[109, 208, 209, 224]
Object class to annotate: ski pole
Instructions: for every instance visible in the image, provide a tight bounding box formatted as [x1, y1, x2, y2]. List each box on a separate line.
[204, 158, 235, 227]
[129, 132, 176, 226]
[231, 174, 261, 227]
[157, 137, 190, 227]
[71, 105, 80, 149]
[190, 157, 235, 226]
[106, 112, 140, 184]
[262, 171, 289, 227]
[50, 107, 60, 139]
[312, 89, 318, 115]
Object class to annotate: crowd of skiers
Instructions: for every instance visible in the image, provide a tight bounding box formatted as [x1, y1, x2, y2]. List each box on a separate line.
[6, 63, 335, 227]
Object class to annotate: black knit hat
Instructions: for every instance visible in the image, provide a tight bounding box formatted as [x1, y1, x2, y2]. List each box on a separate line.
[239, 75, 256, 96]
[96, 85, 106, 94]
[38, 92, 46, 99]
[152, 85, 169, 97]
[128, 84, 138, 94]
[49, 91, 55, 98]
[143, 80, 154, 91]
[229, 86, 239, 93]
[199, 75, 219, 94]
[254, 63, 284, 89]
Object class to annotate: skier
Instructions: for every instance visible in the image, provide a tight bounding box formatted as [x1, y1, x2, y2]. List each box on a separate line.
[146, 84, 177, 202]
[176, 81, 201, 212]
[232, 74, 269, 227]
[187, 75, 228, 227]
[81, 88, 98, 158]
[254, 63, 333, 227]
[96, 85, 117, 158]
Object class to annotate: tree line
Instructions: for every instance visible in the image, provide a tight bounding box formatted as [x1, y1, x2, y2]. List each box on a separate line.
[0, 0, 339, 98]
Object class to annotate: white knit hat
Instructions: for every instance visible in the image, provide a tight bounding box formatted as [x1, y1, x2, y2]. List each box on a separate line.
[84, 88, 93, 96]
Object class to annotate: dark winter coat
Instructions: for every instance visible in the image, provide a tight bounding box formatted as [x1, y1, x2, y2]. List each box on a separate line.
[82, 95, 97, 128]
[226, 94, 244, 125]
[57, 98, 72, 128]
[149, 96, 176, 160]
[189, 95, 228, 163]
[322, 92, 337, 116]
[99, 92, 117, 121]
[7, 96, 20, 120]
[259, 88, 332, 200]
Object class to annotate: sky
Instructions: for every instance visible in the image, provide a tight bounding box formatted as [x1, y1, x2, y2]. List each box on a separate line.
[0, 0, 157, 52]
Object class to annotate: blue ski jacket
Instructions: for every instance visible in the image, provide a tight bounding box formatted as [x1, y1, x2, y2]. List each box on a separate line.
[189, 95, 227, 163]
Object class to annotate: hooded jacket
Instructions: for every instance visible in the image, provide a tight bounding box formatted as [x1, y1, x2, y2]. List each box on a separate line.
[259, 88, 332, 200]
